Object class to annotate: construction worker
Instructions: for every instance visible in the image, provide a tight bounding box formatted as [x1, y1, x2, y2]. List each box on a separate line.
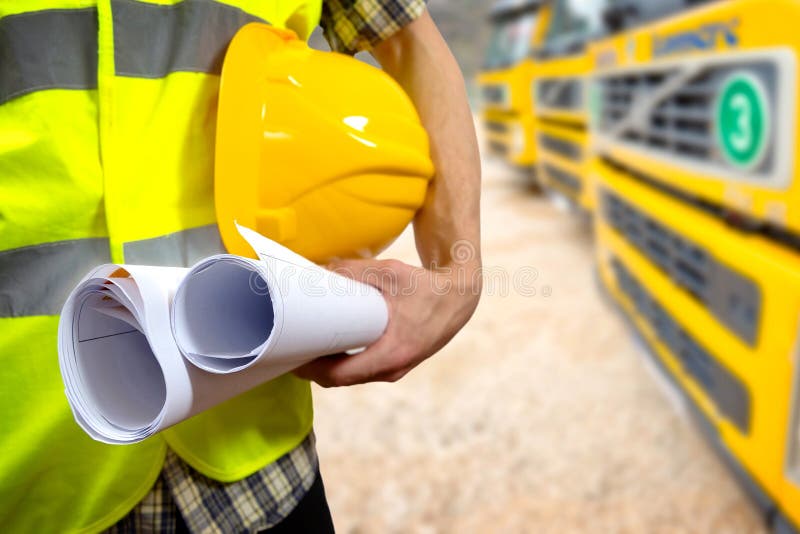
[0, 0, 481, 532]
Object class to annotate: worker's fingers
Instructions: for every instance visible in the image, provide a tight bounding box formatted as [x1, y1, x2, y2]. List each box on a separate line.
[293, 331, 408, 387]
[292, 353, 356, 387]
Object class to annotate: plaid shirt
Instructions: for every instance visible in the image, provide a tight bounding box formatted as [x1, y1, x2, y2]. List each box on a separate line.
[322, 0, 427, 54]
[106, 0, 425, 531]
[107, 434, 317, 533]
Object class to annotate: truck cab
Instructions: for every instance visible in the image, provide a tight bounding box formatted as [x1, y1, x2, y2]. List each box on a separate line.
[531, 0, 606, 212]
[478, 0, 545, 173]
[591, 1, 800, 531]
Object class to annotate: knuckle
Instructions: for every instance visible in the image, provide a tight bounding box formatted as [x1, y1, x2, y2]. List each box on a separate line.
[383, 369, 408, 383]
[394, 350, 411, 365]
[308, 375, 331, 388]
[396, 345, 418, 364]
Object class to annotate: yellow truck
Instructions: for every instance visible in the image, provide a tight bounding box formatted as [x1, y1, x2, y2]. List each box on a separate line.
[478, 0, 545, 173]
[531, 0, 606, 211]
[592, 0, 800, 530]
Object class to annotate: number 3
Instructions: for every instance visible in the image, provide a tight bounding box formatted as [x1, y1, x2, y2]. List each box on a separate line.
[729, 93, 752, 153]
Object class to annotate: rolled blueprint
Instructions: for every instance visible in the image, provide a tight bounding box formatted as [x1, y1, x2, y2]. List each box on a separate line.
[172, 225, 388, 373]
[58, 225, 388, 444]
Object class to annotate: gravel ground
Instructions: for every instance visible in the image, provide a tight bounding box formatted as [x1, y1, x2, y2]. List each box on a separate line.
[312, 152, 766, 533]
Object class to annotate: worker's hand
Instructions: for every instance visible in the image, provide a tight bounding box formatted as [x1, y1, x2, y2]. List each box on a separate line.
[293, 257, 481, 387]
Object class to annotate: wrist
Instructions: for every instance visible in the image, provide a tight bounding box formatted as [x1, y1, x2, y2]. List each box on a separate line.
[427, 261, 482, 303]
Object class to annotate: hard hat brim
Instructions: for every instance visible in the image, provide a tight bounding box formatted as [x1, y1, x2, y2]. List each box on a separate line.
[215, 24, 298, 258]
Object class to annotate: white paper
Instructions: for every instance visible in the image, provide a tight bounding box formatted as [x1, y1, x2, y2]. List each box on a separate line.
[171, 223, 388, 374]
[58, 225, 388, 444]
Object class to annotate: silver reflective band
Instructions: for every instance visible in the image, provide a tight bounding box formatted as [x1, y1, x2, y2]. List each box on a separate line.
[123, 224, 226, 267]
[0, 8, 98, 105]
[112, 0, 266, 78]
[0, 238, 110, 318]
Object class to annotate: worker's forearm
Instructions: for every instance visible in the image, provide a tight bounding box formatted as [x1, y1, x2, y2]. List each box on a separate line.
[373, 11, 482, 273]
[295, 12, 481, 386]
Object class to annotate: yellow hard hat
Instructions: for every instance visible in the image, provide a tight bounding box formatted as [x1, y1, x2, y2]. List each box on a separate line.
[215, 23, 434, 262]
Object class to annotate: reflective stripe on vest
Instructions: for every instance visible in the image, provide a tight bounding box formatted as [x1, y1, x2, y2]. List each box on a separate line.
[0, 238, 110, 317]
[0, 8, 98, 105]
[112, 0, 263, 77]
[0, 225, 221, 317]
[123, 224, 224, 266]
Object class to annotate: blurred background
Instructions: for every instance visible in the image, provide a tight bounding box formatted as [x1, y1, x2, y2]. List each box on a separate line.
[313, 1, 800, 532]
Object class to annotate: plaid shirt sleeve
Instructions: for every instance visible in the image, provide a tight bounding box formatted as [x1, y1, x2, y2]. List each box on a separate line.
[320, 0, 427, 55]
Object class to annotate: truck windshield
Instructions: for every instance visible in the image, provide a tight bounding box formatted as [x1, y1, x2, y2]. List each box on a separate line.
[484, 11, 539, 71]
[536, 0, 607, 59]
[602, 0, 714, 33]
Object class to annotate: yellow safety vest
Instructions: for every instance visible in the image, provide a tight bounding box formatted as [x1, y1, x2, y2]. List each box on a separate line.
[0, 1, 321, 532]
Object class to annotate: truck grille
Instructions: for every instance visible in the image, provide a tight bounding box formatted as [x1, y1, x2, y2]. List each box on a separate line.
[485, 121, 509, 134]
[536, 77, 584, 113]
[482, 84, 509, 107]
[596, 59, 779, 177]
[488, 141, 508, 155]
[538, 133, 581, 161]
[611, 257, 751, 433]
[603, 191, 760, 346]
[543, 163, 581, 196]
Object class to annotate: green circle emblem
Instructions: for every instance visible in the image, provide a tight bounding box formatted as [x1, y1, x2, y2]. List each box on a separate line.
[715, 72, 770, 169]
